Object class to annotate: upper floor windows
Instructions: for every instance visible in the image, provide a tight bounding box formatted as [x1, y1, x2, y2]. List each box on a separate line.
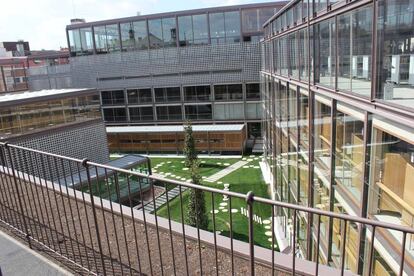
[68, 28, 94, 56]
[178, 14, 209, 46]
[148, 17, 177, 49]
[94, 24, 121, 54]
[101, 90, 125, 105]
[120, 21, 148, 51]
[214, 84, 243, 101]
[209, 11, 241, 44]
[154, 87, 181, 103]
[127, 89, 152, 104]
[184, 86, 211, 102]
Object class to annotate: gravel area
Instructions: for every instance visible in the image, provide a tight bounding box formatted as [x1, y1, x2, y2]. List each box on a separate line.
[0, 174, 290, 275]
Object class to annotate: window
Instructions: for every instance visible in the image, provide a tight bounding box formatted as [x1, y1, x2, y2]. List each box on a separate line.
[68, 28, 93, 56]
[156, 105, 182, 120]
[246, 103, 262, 119]
[127, 89, 152, 104]
[210, 11, 241, 44]
[183, 86, 211, 102]
[214, 84, 243, 101]
[334, 107, 365, 204]
[148, 17, 177, 49]
[246, 83, 261, 100]
[101, 90, 125, 105]
[313, 99, 331, 188]
[129, 107, 154, 121]
[185, 104, 212, 120]
[368, 118, 414, 269]
[154, 87, 181, 102]
[338, 6, 372, 97]
[299, 28, 308, 80]
[299, 91, 309, 149]
[120, 21, 148, 51]
[315, 18, 336, 88]
[376, 0, 414, 111]
[103, 108, 126, 122]
[178, 14, 208, 46]
[289, 32, 299, 79]
[214, 103, 244, 120]
[94, 24, 121, 54]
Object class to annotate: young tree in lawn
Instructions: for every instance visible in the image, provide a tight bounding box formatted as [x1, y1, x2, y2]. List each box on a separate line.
[184, 122, 208, 229]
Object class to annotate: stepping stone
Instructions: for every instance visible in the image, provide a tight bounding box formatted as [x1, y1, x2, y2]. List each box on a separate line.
[202, 176, 207, 179]
[254, 166, 260, 169]
[210, 210, 219, 214]
[165, 173, 171, 176]
[153, 169, 157, 172]
[250, 155, 255, 157]
[217, 181, 223, 184]
[170, 174, 176, 177]
[268, 238, 273, 242]
[224, 184, 230, 188]
[186, 179, 191, 182]
[220, 202, 227, 206]
[224, 163, 230, 166]
[254, 158, 259, 160]
[175, 176, 181, 179]
[242, 158, 247, 161]
[265, 225, 271, 229]
[201, 161, 206, 163]
[231, 209, 238, 213]
[182, 168, 189, 171]
[263, 220, 271, 225]
[221, 209, 228, 213]
[265, 231, 273, 237]
[247, 159, 253, 162]
[181, 178, 186, 181]
[223, 197, 228, 201]
[243, 166, 249, 168]
[217, 162, 222, 165]
[167, 161, 172, 164]
[219, 206, 225, 210]
[181, 161, 185, 163]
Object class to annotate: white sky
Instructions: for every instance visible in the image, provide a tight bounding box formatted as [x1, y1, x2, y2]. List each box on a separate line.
[0, 0, 279, 50]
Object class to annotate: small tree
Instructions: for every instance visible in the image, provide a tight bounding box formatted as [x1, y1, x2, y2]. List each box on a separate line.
[184, 122, 208, 229]
[183, 122, 197, 168]
[186, 163, 208, 229]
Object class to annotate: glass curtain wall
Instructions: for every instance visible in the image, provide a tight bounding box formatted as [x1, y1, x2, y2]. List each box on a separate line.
[120, 21, 149, 51]
[209, 11, 241, 44]
[315, 18, 336, 88]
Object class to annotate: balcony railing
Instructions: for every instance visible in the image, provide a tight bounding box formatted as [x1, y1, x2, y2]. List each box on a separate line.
[0, 142, 413, 275]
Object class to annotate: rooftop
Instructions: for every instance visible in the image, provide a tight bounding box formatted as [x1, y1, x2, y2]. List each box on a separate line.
[0, 88, 97, 107]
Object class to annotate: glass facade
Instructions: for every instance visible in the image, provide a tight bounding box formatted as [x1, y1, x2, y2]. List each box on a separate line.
[262, 1, 414, 275]
[0, 95, 100, 139]
[67, 4, 284, 57]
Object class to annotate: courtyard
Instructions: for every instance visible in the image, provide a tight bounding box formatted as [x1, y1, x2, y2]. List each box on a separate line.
[150, 156, 278, 250]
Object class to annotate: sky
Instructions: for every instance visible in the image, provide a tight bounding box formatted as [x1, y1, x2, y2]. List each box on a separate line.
[0, 0, 280, 51]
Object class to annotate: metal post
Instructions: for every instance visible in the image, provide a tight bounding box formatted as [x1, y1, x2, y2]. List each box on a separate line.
[4, 143, 32, 248]
[82, 159, 107, 276]
[246, 191, 255, 276]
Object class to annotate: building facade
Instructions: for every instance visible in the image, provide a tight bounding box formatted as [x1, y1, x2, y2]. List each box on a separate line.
[59, 3, 287, 141]
[0, 88, 108, 179]
[261, 0, 414, 275]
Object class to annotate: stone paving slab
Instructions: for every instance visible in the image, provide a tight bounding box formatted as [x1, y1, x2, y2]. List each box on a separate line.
[205, 160, 249, 183]
[0, 230, 72, 276]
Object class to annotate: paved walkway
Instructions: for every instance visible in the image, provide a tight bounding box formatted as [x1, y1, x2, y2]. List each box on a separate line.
[139, 185, 188, 213]
[0, 230, 72, 276]
[204, 160, 249, 183]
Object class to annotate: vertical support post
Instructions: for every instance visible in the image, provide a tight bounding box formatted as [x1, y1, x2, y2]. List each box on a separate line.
[246, 191, 255, 276]
[5, 143, 32, 248]
[83, 159, 107, 276]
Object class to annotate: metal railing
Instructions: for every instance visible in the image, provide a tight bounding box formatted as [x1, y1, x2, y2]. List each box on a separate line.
[0, 142, 413, 275]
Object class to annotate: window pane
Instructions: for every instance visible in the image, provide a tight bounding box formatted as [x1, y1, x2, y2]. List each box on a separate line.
[148, 18, 163, 49]
[94, 26, 107, 53]
[68, 29, 82, 56]
[192, 14, 209, 45]
[246, 83, 261, 100]
[242, 9, 258, 33]
[178, 16, 193, 46]
[105, 24, 120, 52]
[315, 18, 336, 88]
[225, 11, 240, 43]
[120, 22, 136, 51]
[210, 12, 225, 44]
[338, 6, 372, 96]
[162, 17, 177, 48]
[80, 28, 94, 54]
[334, 108, 364, 203]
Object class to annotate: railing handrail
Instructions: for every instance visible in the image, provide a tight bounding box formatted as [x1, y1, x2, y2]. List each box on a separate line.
[2, 141, 414, 235]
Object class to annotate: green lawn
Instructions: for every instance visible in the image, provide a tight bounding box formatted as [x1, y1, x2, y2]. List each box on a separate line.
[154, 156, 278, 250]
